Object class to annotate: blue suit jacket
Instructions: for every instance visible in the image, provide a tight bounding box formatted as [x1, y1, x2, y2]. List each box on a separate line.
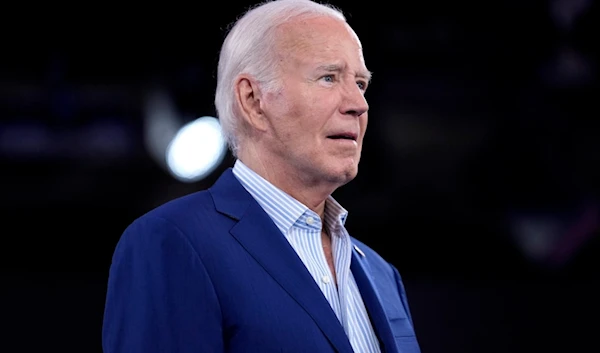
[102, 168, 420, 353]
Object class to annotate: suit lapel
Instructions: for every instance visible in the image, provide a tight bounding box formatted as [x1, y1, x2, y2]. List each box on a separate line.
[351, 248, 398, 353]
[209, 169, 354, 353]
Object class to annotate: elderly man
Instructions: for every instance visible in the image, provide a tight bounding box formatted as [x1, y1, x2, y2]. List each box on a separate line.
[102, 0, 420, 352]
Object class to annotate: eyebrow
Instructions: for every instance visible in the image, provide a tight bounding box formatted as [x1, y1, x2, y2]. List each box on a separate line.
[316, 63, 372, 83]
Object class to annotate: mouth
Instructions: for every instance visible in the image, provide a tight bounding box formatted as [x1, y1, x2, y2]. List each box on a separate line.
[326, 132, 358, 141]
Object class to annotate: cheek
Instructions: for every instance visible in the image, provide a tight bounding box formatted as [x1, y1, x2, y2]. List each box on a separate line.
[360, 115, 368, 135]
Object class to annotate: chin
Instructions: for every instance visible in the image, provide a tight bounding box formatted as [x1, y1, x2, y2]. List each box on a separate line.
[344, 168, 359, 183]
[316, 155, 360, 185]
[327, 165, 359, 186]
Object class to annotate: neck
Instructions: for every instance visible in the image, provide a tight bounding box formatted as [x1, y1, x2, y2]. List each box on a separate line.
[238, 149, 333, 220]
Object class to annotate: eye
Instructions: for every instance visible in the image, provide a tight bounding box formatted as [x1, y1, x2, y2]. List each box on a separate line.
[321, 75, 335, 83]
[357, 81, 367, 91]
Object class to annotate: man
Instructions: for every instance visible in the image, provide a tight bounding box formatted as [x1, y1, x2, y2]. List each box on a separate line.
[102, 0, 420, 352]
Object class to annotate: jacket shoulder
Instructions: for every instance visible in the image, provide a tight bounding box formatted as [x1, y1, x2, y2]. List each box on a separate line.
[140, 190, 214, 223]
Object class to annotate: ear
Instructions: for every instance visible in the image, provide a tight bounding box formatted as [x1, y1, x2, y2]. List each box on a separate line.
[234, 75, 268, 132]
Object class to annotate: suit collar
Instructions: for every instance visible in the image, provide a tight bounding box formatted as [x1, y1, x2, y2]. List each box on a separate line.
[231, 160, 308, 235]
[209, 169, 354, 352]
[209, 169, 398, 352]
[351, 246, 399, 353]
[208, 168, 250, 220]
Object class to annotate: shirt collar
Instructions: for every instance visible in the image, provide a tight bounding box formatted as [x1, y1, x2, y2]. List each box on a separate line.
[232, 160, 349, 236]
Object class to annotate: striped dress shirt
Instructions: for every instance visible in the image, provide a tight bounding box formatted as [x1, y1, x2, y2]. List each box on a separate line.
[233, 160, 381, 353]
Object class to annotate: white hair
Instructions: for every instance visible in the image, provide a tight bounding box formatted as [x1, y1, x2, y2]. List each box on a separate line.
[214, 0, 346, 157]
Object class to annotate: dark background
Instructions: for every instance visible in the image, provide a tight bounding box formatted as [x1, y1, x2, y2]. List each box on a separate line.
[2, 0, 599, 352]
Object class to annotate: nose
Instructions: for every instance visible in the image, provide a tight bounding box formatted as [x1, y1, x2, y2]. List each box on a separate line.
[341, 82, 369, 117]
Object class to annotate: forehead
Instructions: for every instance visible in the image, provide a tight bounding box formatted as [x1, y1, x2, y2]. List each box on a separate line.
[275, 16, 368, 71]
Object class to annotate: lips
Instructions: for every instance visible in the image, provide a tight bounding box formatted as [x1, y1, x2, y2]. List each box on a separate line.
[326, 132, 358, 141]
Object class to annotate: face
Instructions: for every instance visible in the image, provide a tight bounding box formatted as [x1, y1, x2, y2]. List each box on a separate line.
[259, 16, 370, 189]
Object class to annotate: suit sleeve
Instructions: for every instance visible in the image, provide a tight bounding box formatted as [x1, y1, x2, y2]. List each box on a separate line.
[102, 216, 223, 353]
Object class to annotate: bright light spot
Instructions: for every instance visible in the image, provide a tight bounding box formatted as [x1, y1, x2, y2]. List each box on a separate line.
[166, 116, 227, 183]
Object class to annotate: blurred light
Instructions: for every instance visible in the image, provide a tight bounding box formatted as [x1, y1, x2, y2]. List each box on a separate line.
[143, 87, 182, 170]
[509, 204, 599, 268]
[550, 0, 591, 32]
[166, 116, 227, 183]
[0, 122, 54, 157]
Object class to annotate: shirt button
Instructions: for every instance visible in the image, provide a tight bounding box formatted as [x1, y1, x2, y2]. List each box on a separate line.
[321, 275, 331, 284]
[306, 216, 314, 225]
